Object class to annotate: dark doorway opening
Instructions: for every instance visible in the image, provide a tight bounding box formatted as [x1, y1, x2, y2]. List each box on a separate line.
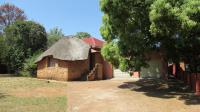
[0, 64, 8, 74]
[90, 53, 95, 70]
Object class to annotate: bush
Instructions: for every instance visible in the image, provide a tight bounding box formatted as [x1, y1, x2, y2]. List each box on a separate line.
[101, 42, 120, 68]
[19, 51, 41, 77]
[119, 57, 129, 72]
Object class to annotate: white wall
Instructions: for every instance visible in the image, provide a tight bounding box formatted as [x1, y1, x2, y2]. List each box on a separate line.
[140, 60, 164, 78]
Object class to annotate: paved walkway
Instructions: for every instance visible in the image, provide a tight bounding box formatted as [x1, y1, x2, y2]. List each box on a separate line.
[67, 79, 200, 112]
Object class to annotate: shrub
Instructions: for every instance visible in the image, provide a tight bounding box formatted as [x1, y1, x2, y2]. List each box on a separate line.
[19, 51, 41, 77]
[119, 57, 129, 72]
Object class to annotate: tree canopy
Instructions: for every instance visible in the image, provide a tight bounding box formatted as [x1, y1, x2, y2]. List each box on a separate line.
[100, 0, 200, 71]
[75, 32, 91, 39]
[100, 0, 154, 71]
[150, 0, 200, 71]
[4, 21, 47, 73]
[0, 3, 26, 32]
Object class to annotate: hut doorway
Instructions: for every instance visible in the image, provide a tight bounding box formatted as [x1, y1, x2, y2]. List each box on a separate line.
[90, 53, 96, 70]
[0, 64, 8, 74]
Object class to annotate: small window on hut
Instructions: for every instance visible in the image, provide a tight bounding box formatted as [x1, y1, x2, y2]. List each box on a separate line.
[47, 57, 56, 67]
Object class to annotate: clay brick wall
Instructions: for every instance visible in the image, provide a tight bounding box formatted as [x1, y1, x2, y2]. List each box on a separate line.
[93, 52, 113, 79]
[94, 52, 103, 64]
[67, 59, 89, 81]
[37, 57, 89, 81]
[103, 60, 113, 79]
[93, 52, 103, 79]
[37, 57, 68, 81]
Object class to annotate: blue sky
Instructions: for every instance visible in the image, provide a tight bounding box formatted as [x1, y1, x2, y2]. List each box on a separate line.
[0, 0, 103, 39]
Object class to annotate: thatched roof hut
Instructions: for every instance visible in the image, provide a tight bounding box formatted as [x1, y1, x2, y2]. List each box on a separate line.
[36, 37, 91, 81]
[36, 37, 113, 81]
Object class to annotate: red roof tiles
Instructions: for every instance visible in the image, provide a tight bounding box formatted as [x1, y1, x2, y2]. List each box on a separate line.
[82, 37, 104, 48]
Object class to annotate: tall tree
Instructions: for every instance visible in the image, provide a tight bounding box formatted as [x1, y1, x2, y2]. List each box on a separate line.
[0, 3, 26, 32]
[4, 21, 47, 73]
[100, 0, 200, 71]
[75, 32, 91, 39]
[150, 0, 200, 71]
[47, 27, 64, 48]
[100, 0, 154, 71]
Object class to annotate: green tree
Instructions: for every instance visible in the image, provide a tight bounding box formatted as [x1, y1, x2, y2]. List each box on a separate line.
[47, 27, 64, 48]
[101, 41, 132, 71]
[100, 0, 200, 72]
[0, 35, 8, 64]
[100, 0, 154, 71]
[150, 0, 200, 71]
[101, 42, 120, 68]
[4, 21, 47, 73]
[6, 46, 25, 73]
[75, 32, 91, 39]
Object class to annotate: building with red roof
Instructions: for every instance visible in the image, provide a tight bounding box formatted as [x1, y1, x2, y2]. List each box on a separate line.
[82, 37, 104, 48]
[82, 37, 113, 80]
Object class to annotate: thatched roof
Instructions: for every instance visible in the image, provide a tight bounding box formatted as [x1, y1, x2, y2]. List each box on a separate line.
[36, 37, 90, 62]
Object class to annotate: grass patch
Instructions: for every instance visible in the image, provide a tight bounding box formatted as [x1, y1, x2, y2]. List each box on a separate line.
[0, 77, 67, 112]
[0, 96, 66, 112]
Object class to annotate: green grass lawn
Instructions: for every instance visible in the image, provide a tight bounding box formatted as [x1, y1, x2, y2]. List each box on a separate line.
[0, 77, 67, 112]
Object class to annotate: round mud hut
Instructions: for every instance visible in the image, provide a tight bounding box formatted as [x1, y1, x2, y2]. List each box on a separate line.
[36, 37, 90, 81]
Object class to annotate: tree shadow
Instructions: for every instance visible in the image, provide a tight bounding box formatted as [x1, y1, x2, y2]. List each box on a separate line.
[0, 74, 14, 77]
[0, 92, 8, 99]
[118, 78, 200, 105]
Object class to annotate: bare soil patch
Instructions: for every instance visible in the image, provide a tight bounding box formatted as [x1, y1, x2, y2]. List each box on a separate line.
[67, 79, 200, 112]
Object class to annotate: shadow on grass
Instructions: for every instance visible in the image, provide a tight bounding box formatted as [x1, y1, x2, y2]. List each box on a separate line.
[0, 93, 9, 99]
[118, 78, 200, 105]
[0, 74, 14, 77]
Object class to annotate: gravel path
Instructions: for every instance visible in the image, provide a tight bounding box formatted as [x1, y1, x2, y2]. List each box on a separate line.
[67, 79, 200, 112]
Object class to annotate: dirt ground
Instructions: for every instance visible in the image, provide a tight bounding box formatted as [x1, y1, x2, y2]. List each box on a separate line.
[67, 79, 200, 112]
